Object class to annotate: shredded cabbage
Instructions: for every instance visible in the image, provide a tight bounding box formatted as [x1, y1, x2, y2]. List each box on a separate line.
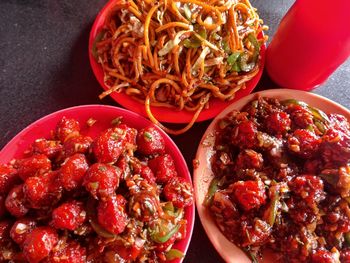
[158, 29, 193, 56]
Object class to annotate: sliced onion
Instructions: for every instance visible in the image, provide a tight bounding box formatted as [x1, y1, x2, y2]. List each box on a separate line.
[191, 46, 210, 75]
[205, 57, 223, 67]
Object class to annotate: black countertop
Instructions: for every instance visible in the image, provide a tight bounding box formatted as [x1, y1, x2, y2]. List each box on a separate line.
[0, 0, 349, 262]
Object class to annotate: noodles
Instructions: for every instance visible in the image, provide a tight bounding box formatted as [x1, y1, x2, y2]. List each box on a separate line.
[94, 0, 267, 135]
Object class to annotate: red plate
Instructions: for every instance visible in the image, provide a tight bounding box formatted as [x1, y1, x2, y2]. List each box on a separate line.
[194, 89, 350, 262]
[88, 0, 266, 123]
[0, 105, 195, 263]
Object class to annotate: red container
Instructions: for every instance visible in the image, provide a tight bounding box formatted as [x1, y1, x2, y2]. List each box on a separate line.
[0, 105, 195, 263]
[266, 0, 350, 90]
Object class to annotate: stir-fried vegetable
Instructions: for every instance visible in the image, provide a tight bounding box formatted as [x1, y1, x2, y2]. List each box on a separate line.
[165, 249, 185, 260]
[227, 52, 241, 72]
[205, 178, 219, 206]
[244, 248, 259, 263]
[162, 202, 183, 218]
[150, 222, 180, 243]
[237, 33, 260, 72]
[183, 26, 207, 49]
[282, 99, 330, 124]
[158, 30, 193, 56]
[263, 192, 280, 227]
[89, 219, 117, 239]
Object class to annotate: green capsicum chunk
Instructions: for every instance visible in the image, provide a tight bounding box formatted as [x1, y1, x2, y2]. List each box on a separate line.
[86, 197, 116, 239]
[282, 99, 330, 124]
[150, 223, 180, 243]
[247, 33, 260, 63]
[89, 219, 117, 239]
[183, 26, 207, 49]
[248, 33, 260, 62]
[162, 202, 183, 218]
[282, 99, 308, 108]
[227, 52, 241, 65]
[238, 33, 260, 72]
[222, 41, 231, 53]
[231, 62, 241, 72]
[308, 106, 330, 123]
[165, 249, 185, 260]
[227, 52, 242, 72]
[239, 52, 255, 72]
[205, 178, 219, 206]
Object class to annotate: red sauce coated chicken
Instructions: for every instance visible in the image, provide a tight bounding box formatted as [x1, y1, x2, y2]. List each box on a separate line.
[0, 116, 193, 262]
[207, 97, 350, 262]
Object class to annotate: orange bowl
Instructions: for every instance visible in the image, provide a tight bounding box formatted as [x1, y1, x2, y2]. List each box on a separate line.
[193, 89, 350, 262]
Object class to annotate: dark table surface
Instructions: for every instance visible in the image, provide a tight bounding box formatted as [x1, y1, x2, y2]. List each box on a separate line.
[0, 0, 349, 262]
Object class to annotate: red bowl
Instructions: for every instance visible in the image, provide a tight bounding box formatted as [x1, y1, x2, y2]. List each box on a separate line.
[88, 0, 266, 124]
[0, 104, 195, 263]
